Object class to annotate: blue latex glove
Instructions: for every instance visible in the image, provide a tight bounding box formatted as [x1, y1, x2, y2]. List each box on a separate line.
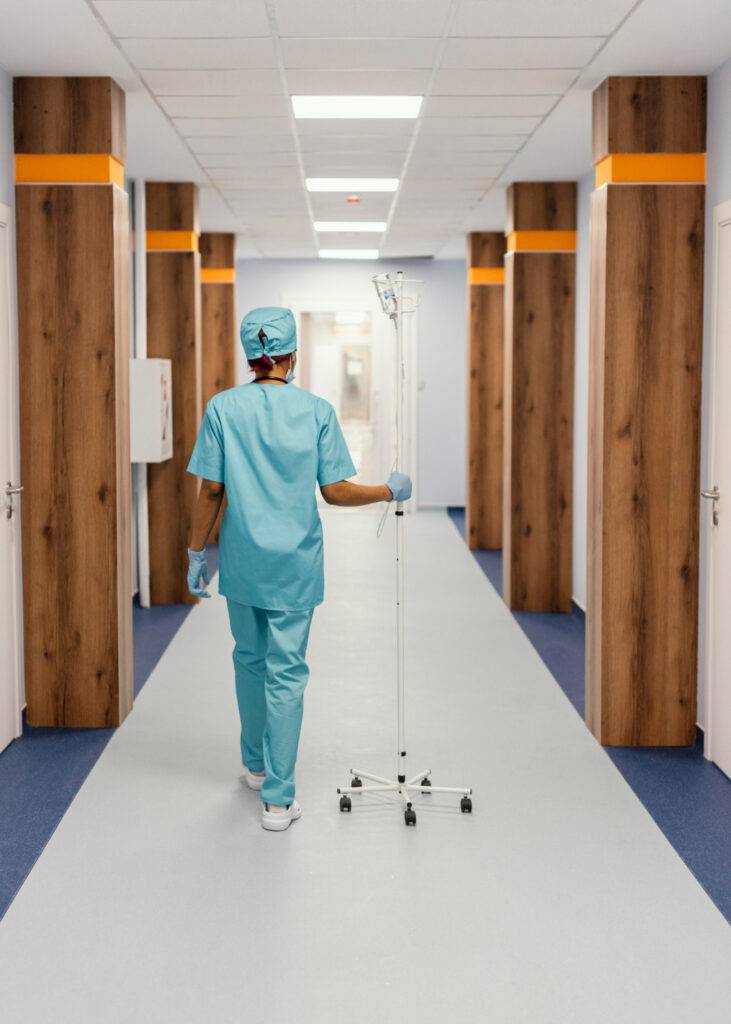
[386, 471, 412, 503]
[187, 548, 211, 598]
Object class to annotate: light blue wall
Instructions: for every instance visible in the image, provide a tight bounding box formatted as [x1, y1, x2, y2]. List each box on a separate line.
[698, 56, 731, 725]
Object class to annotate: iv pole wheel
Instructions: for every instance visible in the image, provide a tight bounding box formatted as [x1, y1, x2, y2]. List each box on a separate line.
[460, 796, 473, 814]
[351, 776, 363, 788]
[340, 795, 352, 812]
[421, 777, 431, 792]
[404, 804, 417, 826]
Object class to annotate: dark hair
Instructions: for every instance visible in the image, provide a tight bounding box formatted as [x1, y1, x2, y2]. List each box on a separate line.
[248, 353, 291, 371]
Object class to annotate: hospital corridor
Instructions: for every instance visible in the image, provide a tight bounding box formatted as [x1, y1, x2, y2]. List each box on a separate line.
[1, 2, 731, 1022]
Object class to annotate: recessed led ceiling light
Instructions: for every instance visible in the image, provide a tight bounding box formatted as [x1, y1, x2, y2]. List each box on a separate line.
[318, 249, 379, 260]
[292, 96, 422, 119]
[307, 178, 398, 192]
[314, 221, 387, 233]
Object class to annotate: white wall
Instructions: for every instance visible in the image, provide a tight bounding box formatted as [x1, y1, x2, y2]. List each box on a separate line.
[0, 69, 13, 205]
[572, 170, 593, 610]
[236, 258, 467, 508]
[698, 55, 731, 725]
[0, 66, 23, 705]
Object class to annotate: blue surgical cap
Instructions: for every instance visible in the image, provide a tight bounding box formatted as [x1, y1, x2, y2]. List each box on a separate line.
[240, 306, 297, 361]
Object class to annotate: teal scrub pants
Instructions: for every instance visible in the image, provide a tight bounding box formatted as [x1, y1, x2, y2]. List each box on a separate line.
[226, 600, 314, 807]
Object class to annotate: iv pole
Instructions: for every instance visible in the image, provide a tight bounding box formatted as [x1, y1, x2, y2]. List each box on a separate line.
[336, 271, 473, 826]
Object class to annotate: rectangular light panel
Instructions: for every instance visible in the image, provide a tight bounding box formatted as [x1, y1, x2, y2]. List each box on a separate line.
[292, 95, 422, 119]
[318, 249, 379, 260]
[307, 178, 398, 192]
[314, 221, 386, 232]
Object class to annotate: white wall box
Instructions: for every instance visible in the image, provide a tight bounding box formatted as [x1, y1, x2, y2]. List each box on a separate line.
[130, 358, 173, 464]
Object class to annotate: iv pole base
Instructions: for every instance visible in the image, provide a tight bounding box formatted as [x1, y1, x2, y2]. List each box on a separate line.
[336, 767, 473, 825]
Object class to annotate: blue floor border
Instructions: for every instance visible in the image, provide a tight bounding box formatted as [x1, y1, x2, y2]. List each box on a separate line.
[448, 507, 731, 923]
[0, 547, 218, 922]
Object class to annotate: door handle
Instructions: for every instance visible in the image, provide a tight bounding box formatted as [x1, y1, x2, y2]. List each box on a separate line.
[701, 486, 720, 526]
[5, 481, 23, 520]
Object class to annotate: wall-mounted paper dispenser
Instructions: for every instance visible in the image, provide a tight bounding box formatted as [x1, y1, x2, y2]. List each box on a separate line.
[130, 358, 173, 463]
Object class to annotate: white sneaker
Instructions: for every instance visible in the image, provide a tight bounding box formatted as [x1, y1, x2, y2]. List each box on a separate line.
[241, 767, 265, 791]
[261, 800, 302, 832]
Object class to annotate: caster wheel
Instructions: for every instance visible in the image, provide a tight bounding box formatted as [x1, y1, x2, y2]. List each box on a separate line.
[404, 804, 417, 826]
[340, 795, 352, 812]
[420, 777, 432, 793]
[351, 777, 363, 788]
[460, 796, 473, 814]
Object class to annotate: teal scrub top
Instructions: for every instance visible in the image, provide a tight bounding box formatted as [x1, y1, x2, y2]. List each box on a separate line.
[187, 382, 356, 611]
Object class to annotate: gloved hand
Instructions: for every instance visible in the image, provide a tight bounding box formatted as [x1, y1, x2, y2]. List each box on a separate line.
[187, 548, 211, 598]
[386, 471, 413, 503]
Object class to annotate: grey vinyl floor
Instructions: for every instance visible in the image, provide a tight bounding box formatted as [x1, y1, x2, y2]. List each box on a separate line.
[1, 511, 729, 1023]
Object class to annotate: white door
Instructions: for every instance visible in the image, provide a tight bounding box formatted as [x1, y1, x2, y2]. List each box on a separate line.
[705, 200, 731, 779]
[0, 202, 23, 753]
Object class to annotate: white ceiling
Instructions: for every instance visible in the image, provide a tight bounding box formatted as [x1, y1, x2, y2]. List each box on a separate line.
[0, 0, 730, 259]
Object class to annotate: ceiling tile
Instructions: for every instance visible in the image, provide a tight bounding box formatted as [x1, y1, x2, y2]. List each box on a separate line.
[402, 177, 496, 191]
[174, 117, 292, 136]
[450, 0, 637, 37]
[296, 120, 415, 138]
[310, 194, 393, 218]
[298, 136, 410, 154]
[424, 95, 555, 117]
[315, 231, 386, 248]
[189, 136, 296, 154]
[286, 69, 430, 94]
[413, 135, 526, 152]
[419, 116, 540, 135]
[159, 95, 289, 118]
[120, 37, 277, 69]
[407, 166, 506, 183]
[200, 152, 300, 169]
[281, 37, 439, 68]
[442, 36, 604, 69]
[272, 1, 452, 37]
[432, 69, 578, 94]
[409, 156, 510, 170]
[141, 69, 282, 95]
[216, 170, 302, 189]
[303, 160, 403, 179]
[94, 1, 271, 38]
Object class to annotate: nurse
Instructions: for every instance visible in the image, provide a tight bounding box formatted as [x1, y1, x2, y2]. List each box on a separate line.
[186, 307, 412, 831]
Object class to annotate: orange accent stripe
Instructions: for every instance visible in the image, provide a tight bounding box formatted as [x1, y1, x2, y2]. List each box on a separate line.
[146, 231, 199, 252]
[595, 153, 705, 186]
[15, 154, 124, 187]
[506, 230, 576, 252]
[201, 267, 235, 284]
[468, 267, 504, 285]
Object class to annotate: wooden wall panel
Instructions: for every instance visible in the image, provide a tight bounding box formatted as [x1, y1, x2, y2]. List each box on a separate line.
[16, 185, 132, 727]
[201, 284, 236, 404]
[200, 232, 235, 268]
[145, 182, 199, 233]
[467, 279, 503, 549]
[586, 185, 703, 745]
[468, 232, 504, 268]
[503, 252, 575, 611]
[147, 252, 202, 604]
[592, 77, 707, 162]
[506, 182, 577, 234]
[13, 77, 126, 161]
[200, 231, 235, 541]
